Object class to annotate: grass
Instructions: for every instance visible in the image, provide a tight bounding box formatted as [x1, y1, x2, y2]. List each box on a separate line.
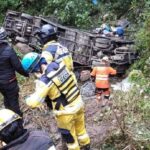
[101, 88, 150, 149]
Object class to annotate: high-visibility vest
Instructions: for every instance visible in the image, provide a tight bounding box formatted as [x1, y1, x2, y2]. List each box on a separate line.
[47, 62, 79, 104]
[26, 62, 79, 109]
[91, 66, 116, 88]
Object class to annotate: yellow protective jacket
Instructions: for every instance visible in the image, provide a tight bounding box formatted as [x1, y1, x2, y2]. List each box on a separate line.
[26, 62, 84, 115]
[41, 40, 74, 72]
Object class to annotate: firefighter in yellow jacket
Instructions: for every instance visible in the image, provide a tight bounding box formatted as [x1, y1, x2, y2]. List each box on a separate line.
[21, 52, 90, 150]
[37, 24, 73, 72]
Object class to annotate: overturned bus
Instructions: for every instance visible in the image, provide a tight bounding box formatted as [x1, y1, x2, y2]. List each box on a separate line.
[3, 10, 137, 75]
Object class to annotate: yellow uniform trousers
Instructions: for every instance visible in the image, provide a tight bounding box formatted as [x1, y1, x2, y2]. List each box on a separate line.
[56, 108, 90, 150]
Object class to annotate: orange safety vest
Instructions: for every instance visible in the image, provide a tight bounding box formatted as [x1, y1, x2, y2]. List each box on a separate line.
[91, 65, 116, 89]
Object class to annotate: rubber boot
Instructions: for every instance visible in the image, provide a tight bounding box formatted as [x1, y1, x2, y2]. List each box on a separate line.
[101, 95, 110, 107]
[96, 94, 101, 104]
[101, 99, 108, 107]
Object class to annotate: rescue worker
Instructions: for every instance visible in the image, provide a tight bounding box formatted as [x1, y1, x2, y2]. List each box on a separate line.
[37, 24, 74, 72]
[0, 109, 55, 150]
[21, 52, 90, 150]
[91, 56, 117, 105]
[0, 27, 28, 116]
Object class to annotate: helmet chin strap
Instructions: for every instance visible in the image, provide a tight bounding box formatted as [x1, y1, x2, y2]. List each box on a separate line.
[40, 65, 43, 74]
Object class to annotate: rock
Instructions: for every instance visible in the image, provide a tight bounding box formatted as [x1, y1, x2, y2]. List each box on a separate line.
[80, 70, 91, 82]
[80, 81, 96, 97]
[15, 43, 33, 54]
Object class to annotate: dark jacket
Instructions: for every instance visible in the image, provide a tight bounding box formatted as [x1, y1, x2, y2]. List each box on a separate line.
[1, 130, 54, 150]
[0, 41, 28, 84]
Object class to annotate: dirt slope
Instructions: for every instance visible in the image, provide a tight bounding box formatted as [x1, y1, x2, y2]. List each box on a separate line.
[0, 78, 118, 149]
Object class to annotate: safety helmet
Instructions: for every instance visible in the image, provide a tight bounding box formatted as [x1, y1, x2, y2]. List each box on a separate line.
[38, 24, 57, 44]
[0, 27, 7, 40]
[102, 56, 109, 62]
[116, 26, 124, 36]
[0, 109, 21, 131]
[21, 52, 41, 73]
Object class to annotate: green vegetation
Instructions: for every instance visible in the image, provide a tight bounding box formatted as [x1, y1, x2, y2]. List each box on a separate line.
[104, 89, 150, 149]
[0, 0, 148, 28]
[0, 0, 19, 23]
[129, 0, 150, 94]
[0, 0, 150, 148]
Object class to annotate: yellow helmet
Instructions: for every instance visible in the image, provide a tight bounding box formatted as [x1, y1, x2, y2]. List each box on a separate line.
[0, 109, 21, 131]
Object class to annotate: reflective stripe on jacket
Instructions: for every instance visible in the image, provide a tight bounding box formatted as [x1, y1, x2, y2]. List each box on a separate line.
[41, 41, 73, 71]
[26, 62, 81, 113]
[91, 66, 116, 88]
[47, 62, 79, 103]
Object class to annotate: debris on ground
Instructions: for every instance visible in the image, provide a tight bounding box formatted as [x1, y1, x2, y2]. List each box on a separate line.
[16, 79, 118, 149]
[80, 81, 96, 97]
[111, 77, 133, 92]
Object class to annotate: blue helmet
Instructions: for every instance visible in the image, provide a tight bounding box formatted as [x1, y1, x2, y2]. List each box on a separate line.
[116, 27, 124, 36]
[38, 24, 57, 44]
[21, 52, 41, 73]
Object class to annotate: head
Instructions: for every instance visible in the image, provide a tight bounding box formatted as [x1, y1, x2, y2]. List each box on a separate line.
[0, 109, 25, 143]
[0, 27, 7, 40]
[21, 52, 47, 75]
[102, 56, 109, 64]
[37, 24, 57, 45]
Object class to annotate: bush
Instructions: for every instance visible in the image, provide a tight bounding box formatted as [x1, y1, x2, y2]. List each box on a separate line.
[105, 88, 150, 149]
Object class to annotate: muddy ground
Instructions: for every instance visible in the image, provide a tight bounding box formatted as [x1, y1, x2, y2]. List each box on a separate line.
[0, 78, 120, 149]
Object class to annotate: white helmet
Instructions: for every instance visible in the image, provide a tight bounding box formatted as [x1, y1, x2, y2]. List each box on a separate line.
[0, 109, 21, 131]
[102, 56, 109, 62]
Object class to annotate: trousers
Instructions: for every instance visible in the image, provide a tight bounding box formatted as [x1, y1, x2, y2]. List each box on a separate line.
[0, 80, 22, 116]
[56, 107, 90, 150]
[96, 88, 110, 100]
